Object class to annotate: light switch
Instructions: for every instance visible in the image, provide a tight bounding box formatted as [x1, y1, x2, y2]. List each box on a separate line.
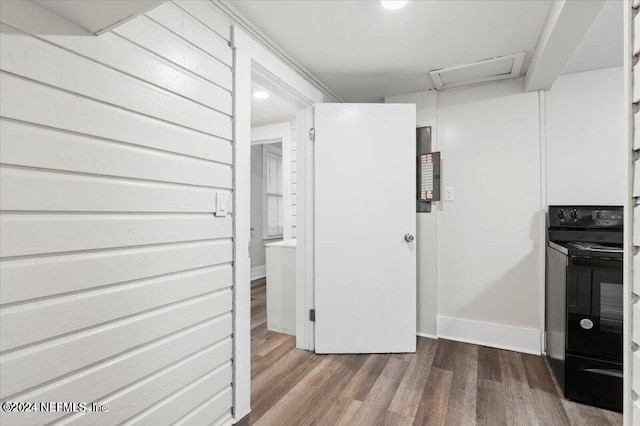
[444, 187, 455, 202]
[215, 193, 228, 217]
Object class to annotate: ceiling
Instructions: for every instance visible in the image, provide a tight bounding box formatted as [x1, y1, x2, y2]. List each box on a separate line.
[231, 0, 552, 102]
[562, 0, 623, 75]
[230, 0, 622, 102]
[251, 82, 297, 127]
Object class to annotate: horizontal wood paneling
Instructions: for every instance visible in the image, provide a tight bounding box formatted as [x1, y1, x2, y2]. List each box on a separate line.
[145, 2, 231, 66]
[113, 16, 232, 90]
[123, 372, 232, 425]
[634, 351, 640, 395]
[291, 122, 298, 237]
[0, 0, 235, 422]
[0, 167, 232, 212]
[635, 113, 640, 150]
[634, 304, 640, 347]
[635, 204, 640, 246]
[635, 253, 640, 295]
[635, 163, 640, 198]
[635, 61, 640, 104]
[0, 74, 230, 159]
[175, 388, 234, 426]
[1, 240, 231, 304]
[0, 320, 232, 426]
[1, 267, 232, 351]
[173, 0, 231, 41]
[62, 344, 232, 426]
[0, 26, 231, 138]
[1, 300, 232, 399]
[0, 2, 231, 113]
[1, 214, 232, 257]
[0, 120, 231, 178]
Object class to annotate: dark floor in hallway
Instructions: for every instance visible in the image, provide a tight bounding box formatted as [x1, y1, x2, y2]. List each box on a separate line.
[240, 278, 621, 425]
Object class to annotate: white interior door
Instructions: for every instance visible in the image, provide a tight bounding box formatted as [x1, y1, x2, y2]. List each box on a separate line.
[314, 103, 417, 353]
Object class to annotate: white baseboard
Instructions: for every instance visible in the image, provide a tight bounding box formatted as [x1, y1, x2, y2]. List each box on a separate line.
[267, 322, 295, 336]
[250, 265, 266, 281]
[436, 315, 542, 355]
[219, 415, 235, 426]
[416, 332, 438, 340]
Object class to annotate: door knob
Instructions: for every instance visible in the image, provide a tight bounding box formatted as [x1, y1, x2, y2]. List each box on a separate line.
[404, 233, 414, 242]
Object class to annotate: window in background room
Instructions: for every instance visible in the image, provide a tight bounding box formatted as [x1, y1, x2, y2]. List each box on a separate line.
[264, 143, 283, 238]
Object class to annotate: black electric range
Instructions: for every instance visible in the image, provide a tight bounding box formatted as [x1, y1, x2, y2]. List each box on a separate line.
[546, 205, 623, 413]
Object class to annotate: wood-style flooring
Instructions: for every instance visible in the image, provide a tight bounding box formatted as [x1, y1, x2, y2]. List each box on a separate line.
[242, 278, 621, 425]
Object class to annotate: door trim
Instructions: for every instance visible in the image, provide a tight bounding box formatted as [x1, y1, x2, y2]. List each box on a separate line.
[296, 106, 315, 351]
[231, 25, 323, 422]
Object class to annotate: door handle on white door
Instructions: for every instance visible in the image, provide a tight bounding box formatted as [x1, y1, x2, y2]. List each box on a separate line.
[404, 233, 414, 242]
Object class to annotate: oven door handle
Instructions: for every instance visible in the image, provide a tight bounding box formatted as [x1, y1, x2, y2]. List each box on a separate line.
[582, 368, 623, 378]
[570, 257, 623, 268]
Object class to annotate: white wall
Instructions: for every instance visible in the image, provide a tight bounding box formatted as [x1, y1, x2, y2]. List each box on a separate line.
[436, 79, 543, 353]
[546, 67, 625, 206]
[0, 1, 236, 424]
[385, 90, 438, 337]
[388, 79, 545, 353]
[387, 69, 625, 354]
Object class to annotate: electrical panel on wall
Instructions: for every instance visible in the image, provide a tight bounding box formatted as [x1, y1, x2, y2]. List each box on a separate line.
[417, 126, 441, 212]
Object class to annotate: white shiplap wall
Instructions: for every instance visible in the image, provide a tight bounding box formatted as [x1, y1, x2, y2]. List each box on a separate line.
[0, 1, 236, 425]
[290, 119, 297, 238]
[631, 1, 639, 423]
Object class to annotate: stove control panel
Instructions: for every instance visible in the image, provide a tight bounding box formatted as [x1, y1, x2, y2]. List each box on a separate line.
[549, 206, 623, 229]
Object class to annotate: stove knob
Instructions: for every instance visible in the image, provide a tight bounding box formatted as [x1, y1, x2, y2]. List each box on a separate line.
[570, 209, 579, 220]
[557, 209, 566, 219]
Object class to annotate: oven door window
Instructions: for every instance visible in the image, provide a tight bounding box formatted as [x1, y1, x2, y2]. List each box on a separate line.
[594, 271, 623, 332]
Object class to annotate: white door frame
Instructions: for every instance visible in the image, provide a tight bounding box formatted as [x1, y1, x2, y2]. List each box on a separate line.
[251, 122, 292, 240]
[231, 26, 323, 421]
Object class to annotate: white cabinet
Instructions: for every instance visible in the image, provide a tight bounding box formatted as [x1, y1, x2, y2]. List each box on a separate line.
[265, 240, 296, 335]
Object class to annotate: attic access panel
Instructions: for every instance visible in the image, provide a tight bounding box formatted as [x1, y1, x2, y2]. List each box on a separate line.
[430, 52, 525, 90]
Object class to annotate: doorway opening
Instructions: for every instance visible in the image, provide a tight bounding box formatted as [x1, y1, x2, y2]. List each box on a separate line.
[231, 28, 323, 418]
[249, 80, 298, 348]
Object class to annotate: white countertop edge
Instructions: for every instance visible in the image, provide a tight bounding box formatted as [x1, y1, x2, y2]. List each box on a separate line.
[266, 238, 297, 248]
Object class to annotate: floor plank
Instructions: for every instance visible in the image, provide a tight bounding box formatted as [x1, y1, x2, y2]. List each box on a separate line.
[498, 349, 539, 426]
[522, 353, 572, 426]
[478, 345, 502, 382]
[443, 341, 478, 426]
[342, 353, 389, 401]
[245, 278, 622, 426]
[413, 367, 454, 425]
[349, 357, 409, 426]
[388, 336, 437, 418]
[476, 378, 507, 425]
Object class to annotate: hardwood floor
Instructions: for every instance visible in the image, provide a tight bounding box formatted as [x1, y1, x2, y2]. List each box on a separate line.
[243, 278, 621, 425]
